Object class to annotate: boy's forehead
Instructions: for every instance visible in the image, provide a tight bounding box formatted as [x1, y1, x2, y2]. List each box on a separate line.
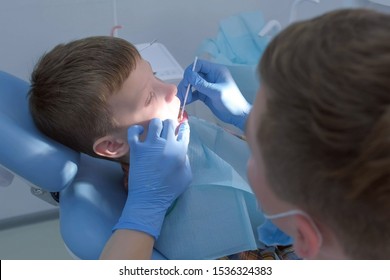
[108, 58, 151, 107]
[138, 58, 152, 71]
[124, 58, 152, 87]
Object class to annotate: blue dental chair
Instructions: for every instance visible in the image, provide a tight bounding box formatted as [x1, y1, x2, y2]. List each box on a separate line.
[0, 70, 166, 259]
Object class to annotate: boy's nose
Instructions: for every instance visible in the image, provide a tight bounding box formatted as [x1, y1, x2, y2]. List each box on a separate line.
[163, 83, 178, 103]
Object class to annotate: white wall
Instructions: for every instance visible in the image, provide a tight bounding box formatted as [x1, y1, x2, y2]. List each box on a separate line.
[0, 0, 264, 81]
[2, 0, 386, 82]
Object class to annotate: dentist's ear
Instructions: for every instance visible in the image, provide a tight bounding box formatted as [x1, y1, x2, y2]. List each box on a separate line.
[93, 135, 129, 158]
[293, 214, 322, 259]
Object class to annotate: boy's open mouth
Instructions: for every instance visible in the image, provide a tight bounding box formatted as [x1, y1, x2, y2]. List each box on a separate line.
[177, 109, 188, 123]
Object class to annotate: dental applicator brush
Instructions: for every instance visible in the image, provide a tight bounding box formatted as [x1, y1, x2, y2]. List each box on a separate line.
[178, 56, 198, 122]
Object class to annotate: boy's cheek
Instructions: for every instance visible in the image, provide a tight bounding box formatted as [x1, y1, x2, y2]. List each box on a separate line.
[136, 113, 185, 141]
[139, 123, 149, 142]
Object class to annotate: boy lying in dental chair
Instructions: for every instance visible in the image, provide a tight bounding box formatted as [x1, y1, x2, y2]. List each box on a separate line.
[28, 36, 297, 260]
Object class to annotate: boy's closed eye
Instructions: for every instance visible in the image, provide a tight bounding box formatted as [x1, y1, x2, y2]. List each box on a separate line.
[145, 91, 155, 106]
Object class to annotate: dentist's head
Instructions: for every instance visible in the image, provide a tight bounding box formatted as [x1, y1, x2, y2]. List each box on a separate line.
[247, 8, 390, 259]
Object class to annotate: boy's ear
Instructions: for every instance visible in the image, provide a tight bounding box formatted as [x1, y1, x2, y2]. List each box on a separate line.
[293, 214, 322, 259]
[93, 135, 129, 159]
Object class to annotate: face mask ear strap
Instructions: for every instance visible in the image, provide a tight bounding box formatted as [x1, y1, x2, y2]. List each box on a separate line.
[263, 209, 305, 220]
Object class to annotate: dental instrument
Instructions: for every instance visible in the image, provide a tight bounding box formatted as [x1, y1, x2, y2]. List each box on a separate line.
[258, 19, 282, 37]
[138, 39, 158, 52]
[179, 56, 198, 121]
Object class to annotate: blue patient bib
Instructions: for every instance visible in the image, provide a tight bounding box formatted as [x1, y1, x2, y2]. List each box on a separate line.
[257, 219, 294, 246]
[154, 117, 291, 259]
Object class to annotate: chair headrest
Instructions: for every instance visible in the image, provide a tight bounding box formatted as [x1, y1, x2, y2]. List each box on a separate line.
[0, 71, 80, 192]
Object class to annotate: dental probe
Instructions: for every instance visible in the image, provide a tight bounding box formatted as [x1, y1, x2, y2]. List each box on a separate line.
[179, 56, 198, 121]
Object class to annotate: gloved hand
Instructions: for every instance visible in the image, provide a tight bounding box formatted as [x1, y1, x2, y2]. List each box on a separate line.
[177, 59, 251, 131]
[113, 118, 192, 239]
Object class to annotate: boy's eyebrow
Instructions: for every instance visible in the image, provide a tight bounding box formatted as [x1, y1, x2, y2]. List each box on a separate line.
[145, 61, 157, 75]
[146, 61, 153, 70]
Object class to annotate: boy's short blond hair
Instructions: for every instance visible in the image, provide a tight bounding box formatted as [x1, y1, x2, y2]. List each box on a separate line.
[258, 9, 390, 258]
[29, 36, 140, 157]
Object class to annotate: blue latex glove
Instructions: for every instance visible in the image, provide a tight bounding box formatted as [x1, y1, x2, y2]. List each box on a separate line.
[257, 219, 294, 247]
[113, 118, 192, 239]
[177, 59, 251, 131]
